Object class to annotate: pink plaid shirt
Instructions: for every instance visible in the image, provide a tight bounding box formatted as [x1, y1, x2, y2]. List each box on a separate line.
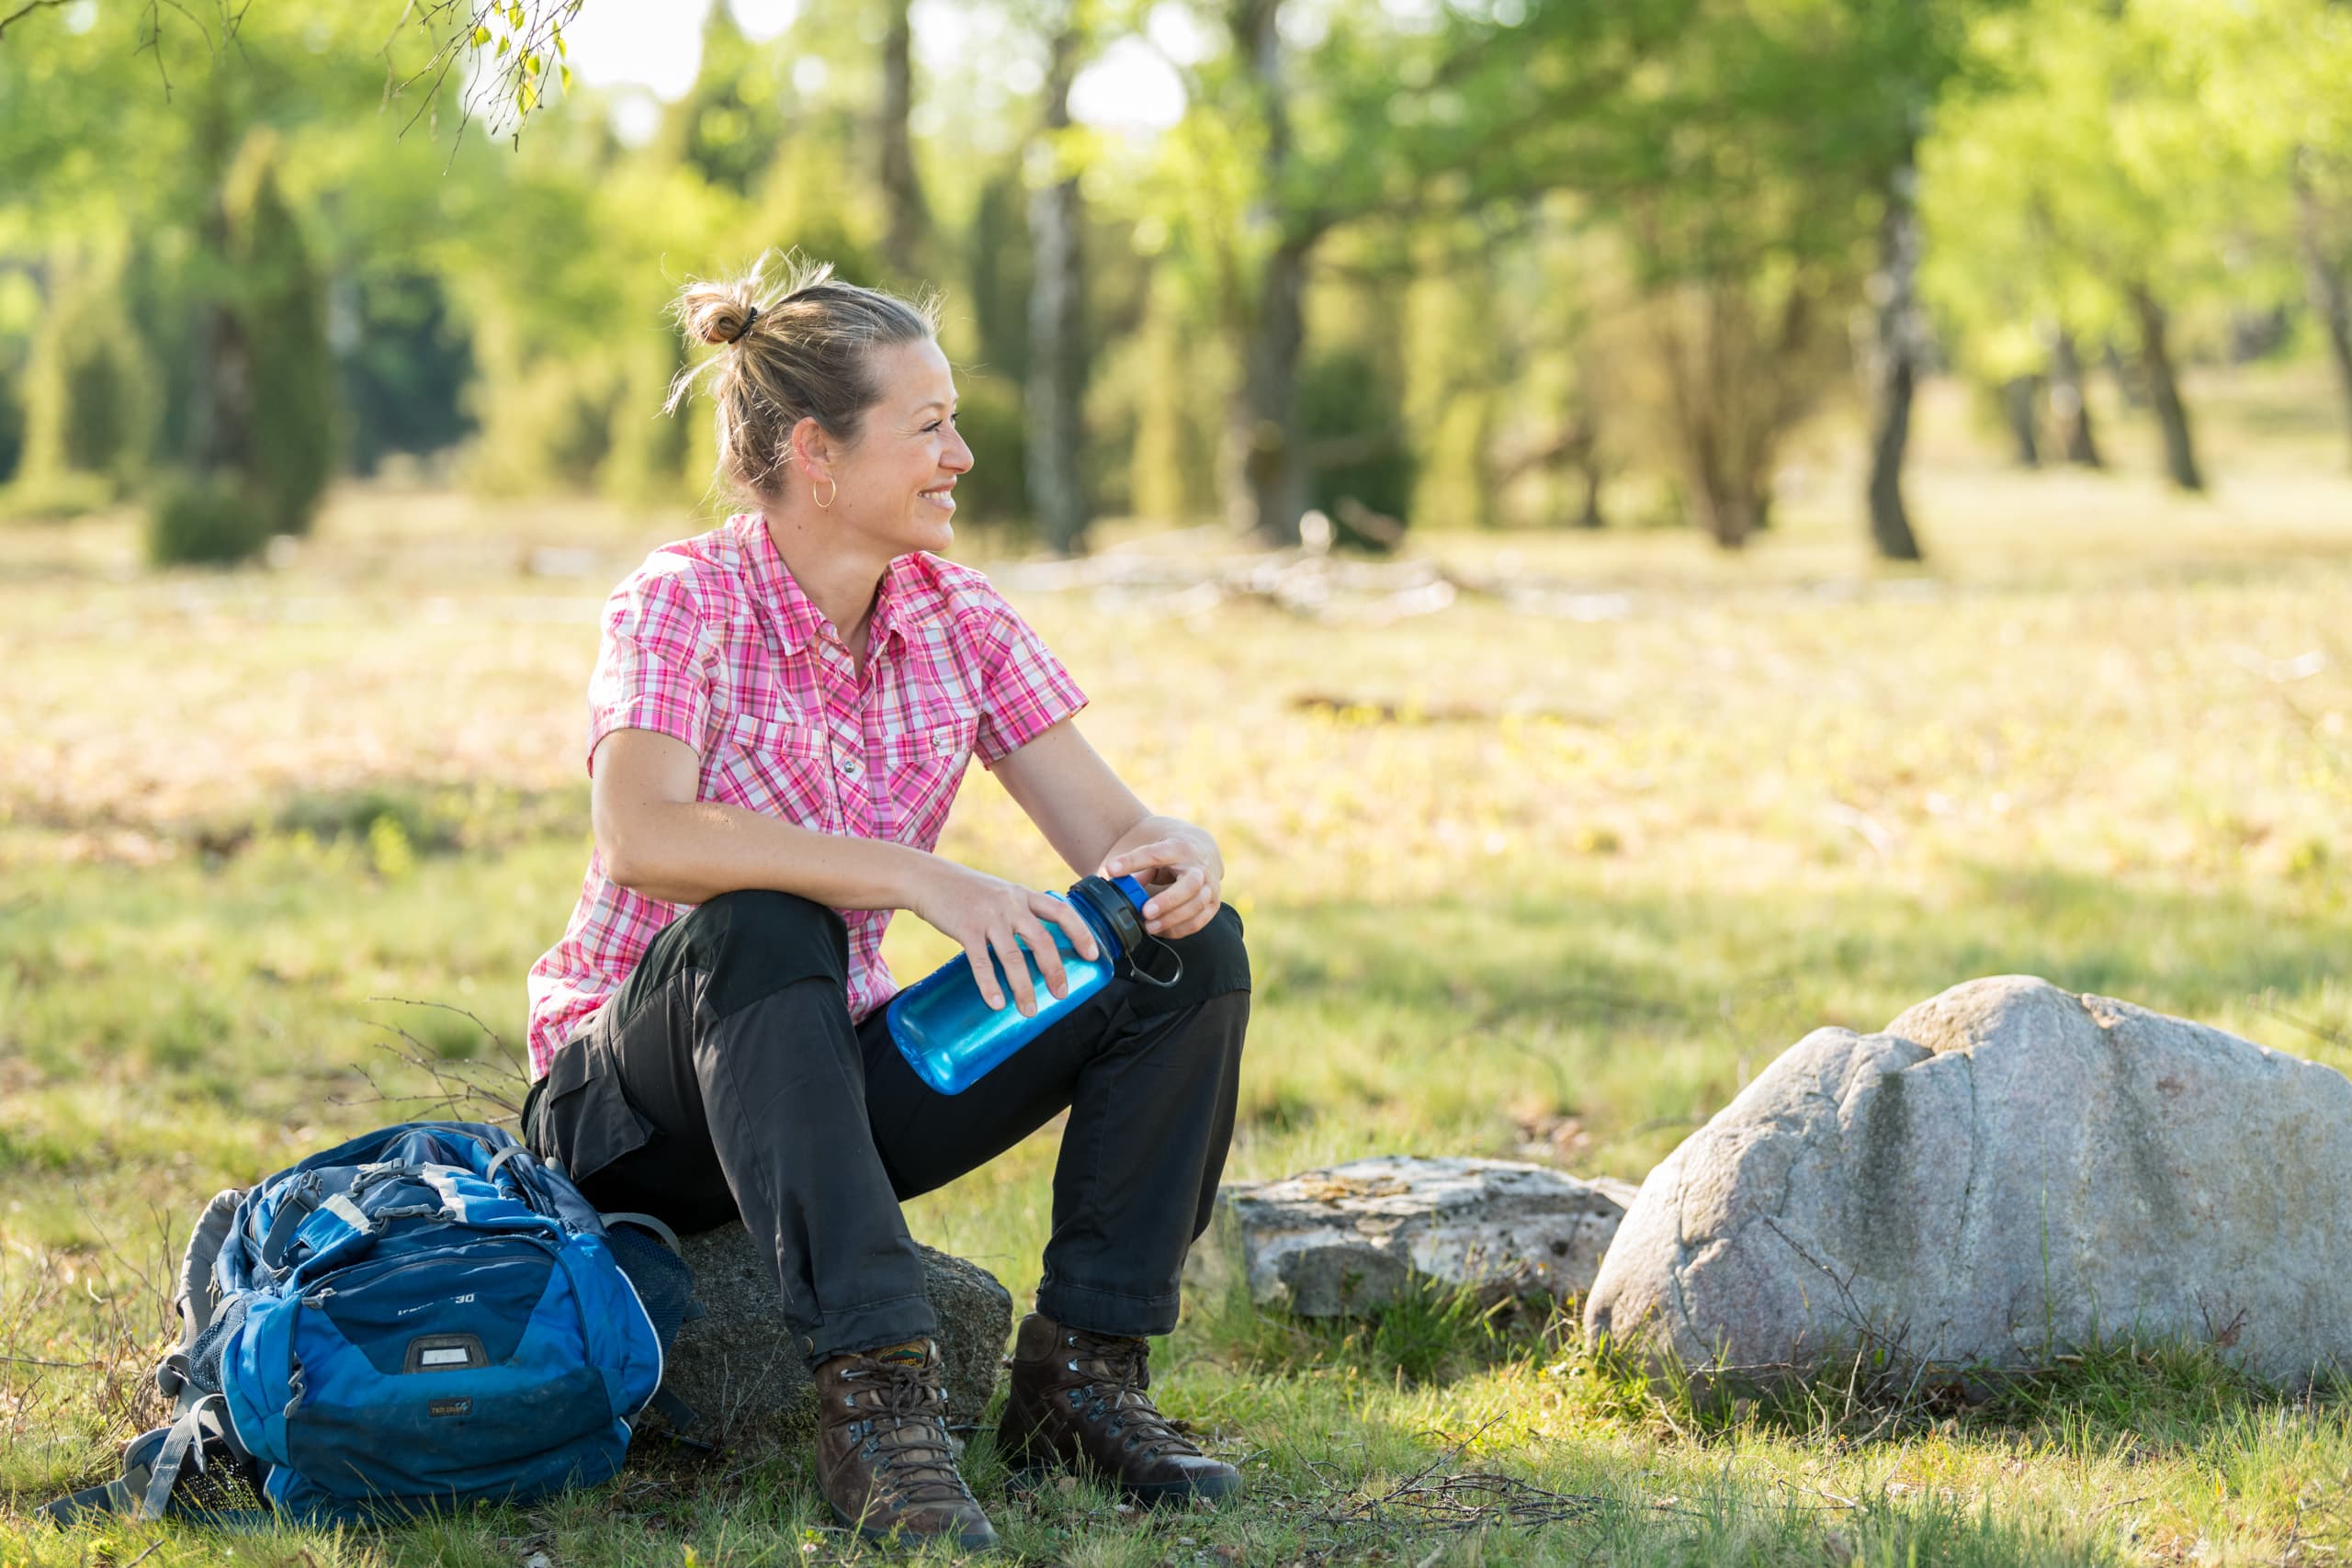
[525, 513, 1088, 1077]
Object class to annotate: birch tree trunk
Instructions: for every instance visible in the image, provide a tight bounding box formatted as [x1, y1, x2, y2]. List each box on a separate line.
[1216, 0, 1313, 546]
[1025, 16, 1089, 555]
[878, 0, 927, 281]
[1862, 150, 1925, 563]
[1229, 235, 1310, 546]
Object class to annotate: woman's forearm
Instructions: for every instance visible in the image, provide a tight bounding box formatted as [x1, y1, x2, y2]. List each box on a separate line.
[601, 796, 939, 910]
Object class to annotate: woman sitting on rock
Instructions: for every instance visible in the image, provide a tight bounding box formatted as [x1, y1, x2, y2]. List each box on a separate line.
[520, 254, 1251, 1551]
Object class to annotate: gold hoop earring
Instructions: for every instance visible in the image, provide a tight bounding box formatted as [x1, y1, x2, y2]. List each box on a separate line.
[813, 478, 837, 511]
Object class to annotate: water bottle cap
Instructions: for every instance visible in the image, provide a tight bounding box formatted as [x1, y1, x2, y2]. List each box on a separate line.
[1069, 874, 1184, 988]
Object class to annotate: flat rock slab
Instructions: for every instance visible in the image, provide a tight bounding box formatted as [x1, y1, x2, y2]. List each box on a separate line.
[664, 1224, 1012, 1440]
[1586, 976, 2352, 1388]
[1185, 1156, 1640, 1316]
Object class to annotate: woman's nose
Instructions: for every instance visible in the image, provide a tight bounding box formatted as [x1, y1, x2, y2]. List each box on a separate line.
[944, 426, 975, 473]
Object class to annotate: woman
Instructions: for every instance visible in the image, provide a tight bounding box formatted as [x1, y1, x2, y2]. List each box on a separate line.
[520, 254, 1250, 1551]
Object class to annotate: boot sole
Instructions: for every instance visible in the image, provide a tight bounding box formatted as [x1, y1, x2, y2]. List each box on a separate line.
[828, 1501, 1000, 1552]
[1005, 1461, 1243, 1509]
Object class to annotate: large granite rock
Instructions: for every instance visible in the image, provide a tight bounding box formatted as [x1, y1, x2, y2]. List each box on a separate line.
[1185, 1156, 1640, 1316]
[662, 1224, 1012, 1439]
[1586, 976, 2352, 1388]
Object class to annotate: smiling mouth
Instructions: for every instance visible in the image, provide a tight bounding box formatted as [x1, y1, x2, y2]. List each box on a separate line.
[919, 485, 956, 512]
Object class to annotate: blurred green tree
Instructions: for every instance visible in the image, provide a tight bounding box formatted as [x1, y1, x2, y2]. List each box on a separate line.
[14, 244, 154, 511]
[1143, 0, 1695, 546]
[1922, 0, 2287, 494]
[222, 130, 340, 536]
[2177, 0, 2352, 466]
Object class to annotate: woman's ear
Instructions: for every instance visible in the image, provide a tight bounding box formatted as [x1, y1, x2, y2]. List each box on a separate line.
[789, 415, 831, 482]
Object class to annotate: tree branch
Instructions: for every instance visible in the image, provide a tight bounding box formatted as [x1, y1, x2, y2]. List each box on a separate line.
[0, 0, 73, 42]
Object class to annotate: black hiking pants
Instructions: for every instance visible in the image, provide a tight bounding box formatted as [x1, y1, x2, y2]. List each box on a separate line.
[522, 889, 1250, 1364]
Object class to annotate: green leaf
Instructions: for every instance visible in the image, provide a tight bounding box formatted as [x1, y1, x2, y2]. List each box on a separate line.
[560, 63, 573, 92]
[524, 52, 541, 76]
[470, 23, 491, 46]
[507, 1, 525, 28]
[553, 28, 567, 59]
[516, 78, 538, 112]
[494, 33, 509, 56]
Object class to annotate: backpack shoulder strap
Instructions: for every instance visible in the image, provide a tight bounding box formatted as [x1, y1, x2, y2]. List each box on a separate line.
[598, 1210, 681, 1251]
[156, 1190, 243, 1404]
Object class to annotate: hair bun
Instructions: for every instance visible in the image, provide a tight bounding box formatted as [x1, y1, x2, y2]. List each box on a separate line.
[679, 284, 759, 347]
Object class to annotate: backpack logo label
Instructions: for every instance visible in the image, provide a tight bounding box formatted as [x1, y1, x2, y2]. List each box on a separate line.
[430, 1397, 472, 1418]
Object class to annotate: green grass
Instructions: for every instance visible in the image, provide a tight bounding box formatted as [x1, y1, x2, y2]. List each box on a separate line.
[6, 371, 2352, 1562]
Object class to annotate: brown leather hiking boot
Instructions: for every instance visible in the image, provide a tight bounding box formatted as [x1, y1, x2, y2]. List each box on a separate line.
[996, 1313, 1241, 1506]
[813, 1341, 998, 1551]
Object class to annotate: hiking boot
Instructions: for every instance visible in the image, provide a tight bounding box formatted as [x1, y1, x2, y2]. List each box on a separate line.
[813, 1340, 998, 1551]
[996, 1313, 1241, 1507]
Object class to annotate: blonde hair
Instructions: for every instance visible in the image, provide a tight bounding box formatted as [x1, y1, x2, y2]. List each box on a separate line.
[665, 250, 942, 500]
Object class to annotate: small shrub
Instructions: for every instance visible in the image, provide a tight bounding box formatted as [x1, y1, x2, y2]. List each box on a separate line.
[145, 469, 270, 567]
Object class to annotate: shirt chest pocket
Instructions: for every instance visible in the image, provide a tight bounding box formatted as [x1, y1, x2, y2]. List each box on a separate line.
[876, 715, 979, 840]
[712, 713, 834, 824]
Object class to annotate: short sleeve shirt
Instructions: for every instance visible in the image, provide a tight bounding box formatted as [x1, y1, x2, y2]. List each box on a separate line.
[524, 513, 1088, 1077]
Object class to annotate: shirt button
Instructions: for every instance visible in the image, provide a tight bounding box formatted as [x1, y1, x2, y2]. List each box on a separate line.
[838, 753, 862, 778]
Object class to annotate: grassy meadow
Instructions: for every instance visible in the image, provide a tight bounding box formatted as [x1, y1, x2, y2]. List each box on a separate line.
[5, 369, 2352, 1564]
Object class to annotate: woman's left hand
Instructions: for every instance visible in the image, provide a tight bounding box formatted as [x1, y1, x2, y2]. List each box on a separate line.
[1102, 829, 1223, 940]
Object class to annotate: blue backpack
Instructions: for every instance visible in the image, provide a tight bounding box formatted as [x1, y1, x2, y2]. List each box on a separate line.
[44, 1122, 691, 1527]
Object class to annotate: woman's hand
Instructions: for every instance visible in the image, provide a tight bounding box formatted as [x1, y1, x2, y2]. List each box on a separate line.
[1102, 827, 1224, 940]
[909, 860, 1103, 1017]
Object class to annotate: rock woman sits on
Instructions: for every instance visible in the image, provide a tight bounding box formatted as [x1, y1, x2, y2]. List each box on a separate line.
[520, 253, 1251, 1551]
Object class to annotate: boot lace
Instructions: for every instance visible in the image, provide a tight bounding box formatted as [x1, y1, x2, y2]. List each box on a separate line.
[1076, 1335, 1204, 1461]
[840, 1359, 968, 1506]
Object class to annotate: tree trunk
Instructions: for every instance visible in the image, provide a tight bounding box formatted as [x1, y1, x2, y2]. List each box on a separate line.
[2048, 327, 2103, 468]
[1692, 474, 1757, 549]
[877, 0, 926, 281]
[1221, 0, 1312, 546]
[1230, 237, 1310, 545]
[1566, 414, 1605, 527]
[2130, 285, 2204, 492]
[1861, 152, 1926, 561]
[1024, 17, 1089, 555]
[2294, 151, 2352, 468]
[2000, 377, 2041, 467]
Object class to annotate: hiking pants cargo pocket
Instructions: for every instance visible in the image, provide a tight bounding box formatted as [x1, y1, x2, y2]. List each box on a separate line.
[526, 1027, 652, 1187]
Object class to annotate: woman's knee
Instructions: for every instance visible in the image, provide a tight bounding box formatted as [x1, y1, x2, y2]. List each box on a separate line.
[644, 889, 849, 1019]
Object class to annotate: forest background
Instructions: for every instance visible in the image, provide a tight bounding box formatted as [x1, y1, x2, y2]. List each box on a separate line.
[4, 0, 2349, 559]
[7, 2, 2352, 1565]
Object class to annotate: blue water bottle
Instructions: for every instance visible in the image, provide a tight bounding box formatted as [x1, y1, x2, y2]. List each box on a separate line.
[888, 874, 1183, 1094]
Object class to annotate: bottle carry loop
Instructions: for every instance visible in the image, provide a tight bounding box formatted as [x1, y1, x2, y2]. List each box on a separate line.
[1126, 933, 1184, 988]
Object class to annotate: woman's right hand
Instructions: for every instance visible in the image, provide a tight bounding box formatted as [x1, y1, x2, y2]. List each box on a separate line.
[908, 860, 1102, 1017]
